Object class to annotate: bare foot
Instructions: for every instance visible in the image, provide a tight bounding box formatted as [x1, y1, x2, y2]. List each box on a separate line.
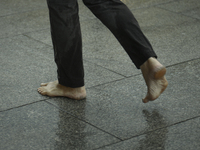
[37, 80, 86, 100]
[140, 57, 168, 103]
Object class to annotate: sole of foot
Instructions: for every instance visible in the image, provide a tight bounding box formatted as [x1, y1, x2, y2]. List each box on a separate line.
[142, 66, 168, 103]
[141, 57, 168, 103]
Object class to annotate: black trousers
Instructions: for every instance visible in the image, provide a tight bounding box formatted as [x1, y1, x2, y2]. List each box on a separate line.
[47, 0, 157, 88]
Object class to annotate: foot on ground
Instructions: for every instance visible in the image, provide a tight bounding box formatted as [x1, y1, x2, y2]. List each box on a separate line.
[37, 80, 86, 100]
[140, 57, 168, 103]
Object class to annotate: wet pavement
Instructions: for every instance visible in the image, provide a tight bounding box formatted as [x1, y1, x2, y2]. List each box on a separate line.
[0, 0, 200, 150]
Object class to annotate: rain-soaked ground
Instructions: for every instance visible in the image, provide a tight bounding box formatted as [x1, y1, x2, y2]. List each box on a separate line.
[0, 0, 200, 149]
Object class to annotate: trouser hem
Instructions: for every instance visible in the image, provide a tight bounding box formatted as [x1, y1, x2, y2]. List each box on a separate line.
[135, 51, 157, 69]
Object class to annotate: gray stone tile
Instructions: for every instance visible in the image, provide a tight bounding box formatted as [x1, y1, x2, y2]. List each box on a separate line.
[0, 35, 56, 111]
[48, 59, 200, 139]
[0, 102, 120, 150]
[156, 0, 200, 20]
[182, 6, 200, 20]
[0, 8, 49, 38]
[156, 0, 200, 13]
[98, 117, 200, 150]
[0, 35, 123, 111]
[24, 29, 52, 46]
[132, 7, 195, 28]
[78, 0, 96, 21]
[84, 61, 124, 87]
[0, 0, 47, 17]
[164, 117, 200, 150]
[121, 0, 173, 9]
[142, 20, 200, 67]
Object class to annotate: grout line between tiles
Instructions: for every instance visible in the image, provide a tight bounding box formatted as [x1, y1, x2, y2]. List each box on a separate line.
[94, 115, 200, 150]
[0, 6, 47, 18]
[0, 99, 50, 113]
[84, 59, 128, 78]
[154, 4, 200, 21]
[45, 100, 123, 141]
[128, 0, 175, 11]
[87, 57, 200, 89]
[165, 57, 200, 68]
[0, 28, 50, 40]
[22, 34, 52, 47]
[122, 115, 200, 142]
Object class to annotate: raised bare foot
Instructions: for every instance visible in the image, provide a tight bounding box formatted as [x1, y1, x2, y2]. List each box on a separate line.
[140, 57, 168, 103]
[37, 80, 86, 100]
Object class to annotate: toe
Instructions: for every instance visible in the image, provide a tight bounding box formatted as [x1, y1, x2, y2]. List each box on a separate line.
[37, 88, 41, 93]
[37, 88, 42, 93]
[143, 91, 157, 103]
[41, 83, 48, 86]
[142, 97, 149, 103]
[143, 92, 151, 103]
[37, 87, 47, 95]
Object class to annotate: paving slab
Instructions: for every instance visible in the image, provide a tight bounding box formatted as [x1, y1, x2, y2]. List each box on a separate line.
[0, 0, 47, 17]
[0, 35, 55, 111]
[48, 58, 200, 139]
[0, 35, 123, 111]
[182, 6, 200, 20]
[129, 6, 195, 28]
[78, 0, 96, 21]
[97, 117, 200, 150]
[142, 20, 200, 67]
[156, 0, 200, 20]
[156, 0, 200, 14]
[121, 0, 173, 10]
[0, 8, 49, 38]
[24, 29, 52, 46]
[0, 102, 120, 150]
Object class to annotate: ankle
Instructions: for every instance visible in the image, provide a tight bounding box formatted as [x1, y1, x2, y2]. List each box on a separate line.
[140, 57, 162, 70]
[72, 87, 87, 100]
[68, 86, 86, 95]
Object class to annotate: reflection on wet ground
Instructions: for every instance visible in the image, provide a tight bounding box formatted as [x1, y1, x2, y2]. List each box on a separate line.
[138, 110, 168, 150]
[54, 100, 86, 150]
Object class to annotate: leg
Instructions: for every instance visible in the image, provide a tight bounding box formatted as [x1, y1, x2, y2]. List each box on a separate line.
[83, 0, 168, 102]
[38, 0, 86, 100]
[83, 0, 156, 68]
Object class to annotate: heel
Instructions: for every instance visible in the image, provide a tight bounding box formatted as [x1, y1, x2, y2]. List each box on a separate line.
[154, 67, 166, 79]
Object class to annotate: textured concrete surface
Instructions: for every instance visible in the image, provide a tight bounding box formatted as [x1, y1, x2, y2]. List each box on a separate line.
[0, 0, 200, 150]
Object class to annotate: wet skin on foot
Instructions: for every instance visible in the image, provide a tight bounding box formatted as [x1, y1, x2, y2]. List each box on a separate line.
[140, 57, 168, 103]
[38, 58, 167, 103]
[37, 80, 86, 100]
